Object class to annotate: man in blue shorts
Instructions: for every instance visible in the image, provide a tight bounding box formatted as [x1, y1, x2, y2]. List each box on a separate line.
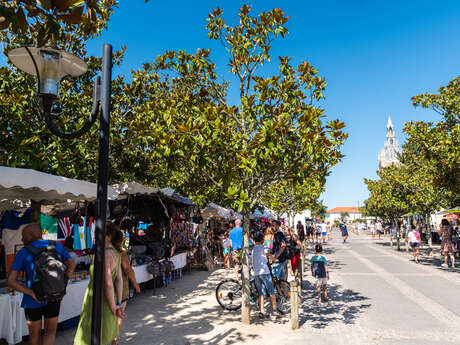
[229, 219, 243, 280]
[8, 223, 75, 345]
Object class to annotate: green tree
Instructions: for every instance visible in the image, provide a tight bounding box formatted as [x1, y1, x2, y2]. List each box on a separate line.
[363, 166, 410, 249]
[0, 0, 115, 46]
[143, 5, 347, 323]
[410, 76, 460, 206]
[310, 200, 327, 221]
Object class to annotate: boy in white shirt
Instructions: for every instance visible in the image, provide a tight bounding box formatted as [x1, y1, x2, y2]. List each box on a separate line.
[251, 232, 283, 319]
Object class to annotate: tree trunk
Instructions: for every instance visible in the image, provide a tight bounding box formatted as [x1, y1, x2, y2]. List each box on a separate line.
[425, 214, 433, 256]
[31, 200, 41, 223]
[241, 208, 251, 325]
[390, 219, 394, 247]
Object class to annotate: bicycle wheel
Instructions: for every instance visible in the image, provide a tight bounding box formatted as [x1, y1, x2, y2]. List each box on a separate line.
[216, 279, 242, 311]
[274, 279, 291, 314]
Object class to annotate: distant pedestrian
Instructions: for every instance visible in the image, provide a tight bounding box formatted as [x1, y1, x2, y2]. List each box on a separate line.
[321, 222, 328, 243]
[286, 227, 302, 276]
[407, 225, 421, 263]
[264, 226, 275, 251]
[370, 222, 376, 240]
[296, 221, 305, 243]
[306, 221, 314, 243]
[376, 221, 383, 240]
[339, 222, 348, 243]
[229, 219, 243, 280]
[315, 223, 322, 243]
[311, 244, 329, 303]
[440, 218, 456, 269]
[271, 220, 287, 279]
[222, 231, 232, 269]
[8, 223, 75, 345]
[251, 232, 284, 319]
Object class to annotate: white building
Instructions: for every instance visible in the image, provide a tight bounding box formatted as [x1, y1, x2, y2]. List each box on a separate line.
[326, 207, 362, 223]
[378, 116, 400, 169]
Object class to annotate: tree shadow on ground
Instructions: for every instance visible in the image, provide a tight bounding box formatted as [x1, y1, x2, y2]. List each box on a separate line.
[373, 241, 460, 274]
[119, 268, 266, 345]
[299, 278, 371, 329]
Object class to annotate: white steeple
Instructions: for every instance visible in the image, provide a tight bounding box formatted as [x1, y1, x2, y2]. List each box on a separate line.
[378, 116, 400, 169]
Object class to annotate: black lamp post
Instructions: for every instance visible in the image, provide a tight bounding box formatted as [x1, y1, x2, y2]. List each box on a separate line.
[8, 44, 113, 345]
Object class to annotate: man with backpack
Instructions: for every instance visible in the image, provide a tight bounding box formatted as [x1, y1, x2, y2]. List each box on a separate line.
[7, 223, 75, 345]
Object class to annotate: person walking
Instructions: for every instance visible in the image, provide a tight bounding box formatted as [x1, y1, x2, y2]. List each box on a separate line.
[111, 230, 141, 345]
[251, 232, 283, 319]
[285, 227, 302, 276]
[339, 222, 348, 243]
[310, 244, 329, 303]
[229, 219, 243, 280]
[296, 221, 305, 243]
[440, 218, 456, 270]
[321, 222, 328, 243]
[8, 223, 75, 345]
[370, 222, 376, 240]
[222, 231, 232, 269]
[74, 222, 125, 345]
[306, 221, 314, 244]
[271, 220, 287, 279]
[407, 225, 421, 263]
[376, 221, 383, 240]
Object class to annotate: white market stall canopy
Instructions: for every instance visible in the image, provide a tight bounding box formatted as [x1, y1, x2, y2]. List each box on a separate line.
[250, 209, 275, 220]
[201, 202, 240, 219]
[0, 166, 119, 206]
[112, 182, 194, 206]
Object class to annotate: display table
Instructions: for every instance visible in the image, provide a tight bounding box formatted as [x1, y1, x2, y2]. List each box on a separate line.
[133, 252, 187, 284]
[170, 252, 187, 269]
[132, 263, 153, 284]
[0, 278, 89, 344]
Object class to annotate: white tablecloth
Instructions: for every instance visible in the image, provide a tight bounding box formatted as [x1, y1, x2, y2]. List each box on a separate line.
[132, 253, 187, 284]
[170, 252, 187, 269]
[132, 264, 153, 284]
[1, 278, 89, 344]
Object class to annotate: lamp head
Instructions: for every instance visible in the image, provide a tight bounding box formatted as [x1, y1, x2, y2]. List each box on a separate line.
[7, 46, 88, 102]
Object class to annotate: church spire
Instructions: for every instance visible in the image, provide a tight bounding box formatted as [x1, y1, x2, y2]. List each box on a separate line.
[378, 116, 400, 169]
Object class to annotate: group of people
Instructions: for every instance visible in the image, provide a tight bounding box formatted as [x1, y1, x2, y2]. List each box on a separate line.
[7, 222, 140, 345]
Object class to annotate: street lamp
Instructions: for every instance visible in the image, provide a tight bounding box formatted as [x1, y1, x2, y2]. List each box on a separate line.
[8, 44, 113, 345]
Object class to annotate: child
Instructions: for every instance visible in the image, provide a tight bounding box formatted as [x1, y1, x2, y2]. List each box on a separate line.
[311, 244, 329, 303]
[222, 231, 232, 269]
[407, 225, 421, 263]
[251, 232, 283, 318]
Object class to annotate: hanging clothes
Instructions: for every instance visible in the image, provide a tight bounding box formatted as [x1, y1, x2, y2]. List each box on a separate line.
[73, 217, 86, 250]
[0, 209, 32, 271]
[57, 217, 72, 241]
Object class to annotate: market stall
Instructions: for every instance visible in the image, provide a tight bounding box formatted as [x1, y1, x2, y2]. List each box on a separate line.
[111, 182, 197, 288]
[0, 166, 119, 345]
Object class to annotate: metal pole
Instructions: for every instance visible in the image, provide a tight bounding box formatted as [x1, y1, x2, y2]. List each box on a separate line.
[91, 43, 112, 345]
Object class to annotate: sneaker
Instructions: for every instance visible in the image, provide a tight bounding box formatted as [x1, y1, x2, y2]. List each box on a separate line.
[441, 263, 448, 268]
[273, 309, 285, 318]
[258, 312, 269, 319]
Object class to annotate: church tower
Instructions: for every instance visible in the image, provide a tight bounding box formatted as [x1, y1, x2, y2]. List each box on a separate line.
[378, 116, 400, 169]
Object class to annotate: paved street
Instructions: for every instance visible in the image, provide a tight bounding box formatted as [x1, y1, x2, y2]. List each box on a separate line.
[49, 231, 460, 345]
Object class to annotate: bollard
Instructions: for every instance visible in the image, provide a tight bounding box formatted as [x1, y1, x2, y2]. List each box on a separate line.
[290, 281, 299, 330]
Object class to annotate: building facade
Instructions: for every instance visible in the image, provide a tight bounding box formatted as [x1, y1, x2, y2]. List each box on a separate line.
[378, 116, 400, 169]
[326, 207, 362, 223]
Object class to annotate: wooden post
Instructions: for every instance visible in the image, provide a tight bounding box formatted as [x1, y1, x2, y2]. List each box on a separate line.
[290, 280, 299, 330]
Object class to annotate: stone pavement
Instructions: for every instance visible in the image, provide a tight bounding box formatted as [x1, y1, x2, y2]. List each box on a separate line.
[47, 231, 460, 345]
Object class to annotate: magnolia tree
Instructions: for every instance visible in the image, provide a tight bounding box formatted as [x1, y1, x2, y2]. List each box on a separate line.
[137, 5, 347, 323]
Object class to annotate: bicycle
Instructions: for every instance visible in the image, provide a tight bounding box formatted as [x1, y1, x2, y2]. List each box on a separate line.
[215, 262, 290, 314]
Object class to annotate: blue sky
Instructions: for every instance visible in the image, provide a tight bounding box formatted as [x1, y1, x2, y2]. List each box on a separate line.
[5, 1, 460, 209]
